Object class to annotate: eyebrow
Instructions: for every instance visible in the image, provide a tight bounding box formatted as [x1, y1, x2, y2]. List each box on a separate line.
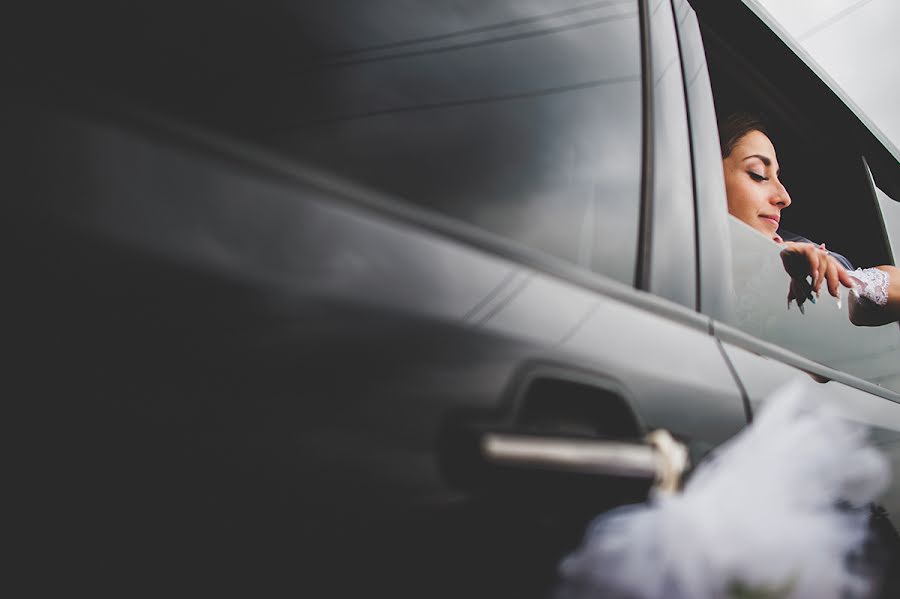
[742, 154, 771, 166]
[742, 154, 780, 176]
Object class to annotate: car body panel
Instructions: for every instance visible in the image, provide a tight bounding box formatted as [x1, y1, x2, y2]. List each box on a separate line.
[720, 340, 900, 523]
[6, 88, 745, 596]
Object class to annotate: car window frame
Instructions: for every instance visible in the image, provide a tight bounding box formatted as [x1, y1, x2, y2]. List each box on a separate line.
[680, 1, 900, 400]
[638, 0, 699, 310]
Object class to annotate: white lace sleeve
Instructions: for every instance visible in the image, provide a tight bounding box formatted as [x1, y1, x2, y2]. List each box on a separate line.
[849, 267, 890, 307]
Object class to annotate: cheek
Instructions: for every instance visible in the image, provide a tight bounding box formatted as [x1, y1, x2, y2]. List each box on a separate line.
[725, 180, 753, 217]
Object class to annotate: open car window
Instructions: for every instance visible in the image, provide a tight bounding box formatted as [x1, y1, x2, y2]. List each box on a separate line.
[690, 0, 900, 392]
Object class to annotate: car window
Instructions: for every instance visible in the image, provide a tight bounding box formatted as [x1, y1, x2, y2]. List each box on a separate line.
[875, 182, 900, 263]
[251, 1, 645, 285]
[8, 1, 644, 287]
[724, 216, 900, 392]
[684, 0, 900, 391]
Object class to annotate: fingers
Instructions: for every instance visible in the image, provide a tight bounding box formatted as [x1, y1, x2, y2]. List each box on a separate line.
[822, 252, 841, 298]
[793, 244, 820, 287]
[781, 242, 853, 310]
[826, 258, 840, 297]
[838, 266, 858, 291]
[813, 250, 827, 296]
[813, 244, 825, 295]
[796, 246, 819, 300]
[809, 244, 846, 299]
[793, 275, 811, 308]
[788, 280, 806, 314]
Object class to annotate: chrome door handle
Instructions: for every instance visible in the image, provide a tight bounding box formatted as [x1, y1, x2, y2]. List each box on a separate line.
[480, 429, 689, 493]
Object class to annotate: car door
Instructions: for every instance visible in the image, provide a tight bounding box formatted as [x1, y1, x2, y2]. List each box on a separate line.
[679, 0, 900, 539]
[6, 1, 748, 597]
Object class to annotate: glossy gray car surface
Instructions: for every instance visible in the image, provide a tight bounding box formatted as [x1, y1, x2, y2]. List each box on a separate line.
[6, 1, 899, 597]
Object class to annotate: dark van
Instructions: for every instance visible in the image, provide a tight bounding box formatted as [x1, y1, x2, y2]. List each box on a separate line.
[6, 0, 900, 596]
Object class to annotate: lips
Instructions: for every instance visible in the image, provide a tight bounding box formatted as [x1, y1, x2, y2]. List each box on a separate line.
[759, 214, 780, 227]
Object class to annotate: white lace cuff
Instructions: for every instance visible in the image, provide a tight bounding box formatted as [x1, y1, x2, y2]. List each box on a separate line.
[849, 267, 889, 307]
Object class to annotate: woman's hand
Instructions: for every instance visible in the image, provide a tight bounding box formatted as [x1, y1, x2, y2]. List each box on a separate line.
[779, 241, 855, 310]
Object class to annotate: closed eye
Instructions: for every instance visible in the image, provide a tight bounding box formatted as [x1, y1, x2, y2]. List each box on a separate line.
[748, 171, 769, 182]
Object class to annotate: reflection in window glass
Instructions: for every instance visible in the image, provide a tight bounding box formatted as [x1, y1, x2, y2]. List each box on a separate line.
[647, 0, 696, 307]
[725, 217, 900, 392]
[255, 1, 643, 285]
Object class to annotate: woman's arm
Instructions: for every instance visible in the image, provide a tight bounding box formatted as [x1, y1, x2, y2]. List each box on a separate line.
[776, 243, 900, 326]
[848, 266, 900, 326]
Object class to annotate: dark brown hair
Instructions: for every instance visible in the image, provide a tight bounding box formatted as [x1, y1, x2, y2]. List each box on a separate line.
[719, 112, 769, 158]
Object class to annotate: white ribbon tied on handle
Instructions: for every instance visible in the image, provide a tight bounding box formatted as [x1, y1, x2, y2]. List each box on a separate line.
[555, 378, 890, 599]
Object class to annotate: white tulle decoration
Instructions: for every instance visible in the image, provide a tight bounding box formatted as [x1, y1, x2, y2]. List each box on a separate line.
[556, 378, 890, 599]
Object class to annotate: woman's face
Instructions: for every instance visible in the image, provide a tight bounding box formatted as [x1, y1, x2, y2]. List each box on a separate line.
[722, 129, 791, 240]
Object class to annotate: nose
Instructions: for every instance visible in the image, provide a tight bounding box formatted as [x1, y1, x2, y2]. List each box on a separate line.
[771, 178, 791, 208]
